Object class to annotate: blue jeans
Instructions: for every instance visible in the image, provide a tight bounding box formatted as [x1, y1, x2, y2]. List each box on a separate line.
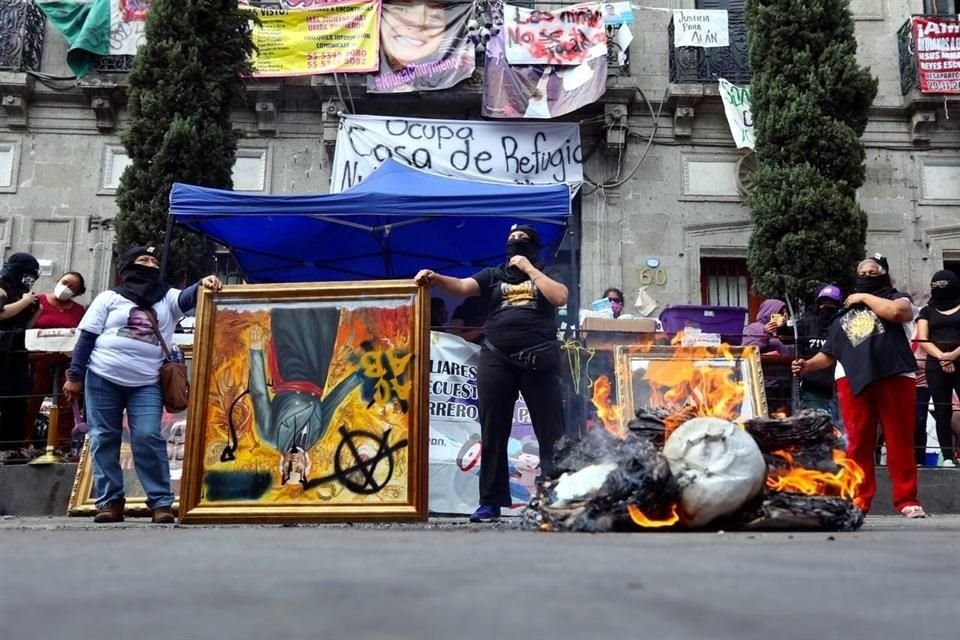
[86, 370, 173, 509]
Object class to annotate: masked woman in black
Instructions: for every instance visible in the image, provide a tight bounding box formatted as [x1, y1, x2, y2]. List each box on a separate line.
[415, 225, 568, 522]
[917, 270, 960, 467]
[0, 253, 40, 457]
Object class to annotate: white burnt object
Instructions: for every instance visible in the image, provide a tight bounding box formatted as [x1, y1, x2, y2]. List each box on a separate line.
[662, 417, 767, 527]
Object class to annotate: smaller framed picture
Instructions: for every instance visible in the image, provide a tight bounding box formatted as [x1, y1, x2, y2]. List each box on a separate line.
[67, 349, 192, 516]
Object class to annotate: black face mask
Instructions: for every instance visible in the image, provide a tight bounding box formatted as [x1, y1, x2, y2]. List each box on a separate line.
[855, 274, 891, 295]
[817, 304, 839, 329]
[930, 270, 960, 311]
[506, 239, 539, 260]
[118, 264, 167, 308]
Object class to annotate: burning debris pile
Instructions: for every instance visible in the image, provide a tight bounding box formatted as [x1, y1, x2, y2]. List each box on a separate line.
[526, 342, 864, 533]
[526, 411, 863, 533]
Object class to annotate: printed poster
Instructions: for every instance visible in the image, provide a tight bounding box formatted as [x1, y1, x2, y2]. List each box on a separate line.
[368, 0, 476, 93]
[913, 16, 960, 94]
[249, 0, 381, 77]
[482, 31, 607, 120]
[428, 331, 538, 514]
[330, 113, 585, 191]
[503, 1, 608, 66]
[673, 9, 729, 48]
[718, 78, 755, 149]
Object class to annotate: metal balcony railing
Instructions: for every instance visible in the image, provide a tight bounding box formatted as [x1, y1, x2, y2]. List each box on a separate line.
[669, 10, 750, 85]
[0, 0, 45, 73]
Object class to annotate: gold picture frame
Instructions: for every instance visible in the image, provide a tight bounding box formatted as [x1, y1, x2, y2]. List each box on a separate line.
[179, 281, 429, 524]
[614, 345, 767, 426]
[67, 347, 193, 516]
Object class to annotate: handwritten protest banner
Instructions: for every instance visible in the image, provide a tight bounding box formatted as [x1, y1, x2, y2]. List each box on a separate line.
[718, 78, 754, 149]
[249, 0, 381, 77]
[330, 113, 584, 192]
[913, 16, 960, 94]
[368, 0, 475, 94]
[673, 9, 728, 48]
[503, 2, 608, 66]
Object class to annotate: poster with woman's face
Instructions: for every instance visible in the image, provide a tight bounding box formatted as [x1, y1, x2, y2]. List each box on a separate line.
[367, 0, 476, 93]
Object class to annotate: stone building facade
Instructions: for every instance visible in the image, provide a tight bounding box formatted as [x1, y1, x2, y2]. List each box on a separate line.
[0, 0, 958, 316]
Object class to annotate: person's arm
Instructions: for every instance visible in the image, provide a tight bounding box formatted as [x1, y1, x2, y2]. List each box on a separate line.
[177, 276, 222, 314]
[0, 291, 36, 321]
[414, 270, 481, 298]
[247, 327, 273, 442]
[791, 351, 837, 376]
[507, 256, 568, 307]
[845, 293, 913, 323]
[62, 329, 98, 402]
[916, 318, 946, 359]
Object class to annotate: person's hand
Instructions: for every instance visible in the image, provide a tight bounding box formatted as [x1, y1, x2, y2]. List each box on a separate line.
[200, 275, 222, 292]
[414, 269, 436, 286]
[249, 326, 266, 350]
[845, 293, 868, 307]
[18, 292, 37, 308]
[764, 320, 779, 334]
[942, 360, 956, 374]
[508, 255, 534, 273]
[791, 359, 807, 376]
[63, 379, 82, 404]
[941, 349, 960, 362]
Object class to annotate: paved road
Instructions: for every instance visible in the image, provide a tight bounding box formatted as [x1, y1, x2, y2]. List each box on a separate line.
[1, 516, 956, 640]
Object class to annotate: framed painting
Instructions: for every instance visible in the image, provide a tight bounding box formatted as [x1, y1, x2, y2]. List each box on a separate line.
[179, 281, 429, 524]
[68, 349, 192, 516]
[615, 345, 767, 425]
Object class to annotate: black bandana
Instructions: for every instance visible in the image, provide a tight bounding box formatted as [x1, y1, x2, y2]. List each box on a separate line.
[0, 253, 39, 294]
[113, 246, 170, 308]
[930, 270, 960, 311]
[495, 227, 546, 285]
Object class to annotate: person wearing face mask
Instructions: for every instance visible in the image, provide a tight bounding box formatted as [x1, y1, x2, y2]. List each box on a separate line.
[792, 255, 925, 518]
[0, 253, 41, 457]
[24, 271, 88, 452]
[602, 287, 625, 319]
[62, 246, 222, 524]
[795, 285, 843, 423]
[917, 270, 960, 467]
[415, 224, 568, 523]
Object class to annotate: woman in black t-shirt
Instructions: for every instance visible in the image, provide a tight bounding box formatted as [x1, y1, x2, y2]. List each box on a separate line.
[0, 253, 41, 458]
[415, 225, 568, 523]
[917, 270, 960, 466]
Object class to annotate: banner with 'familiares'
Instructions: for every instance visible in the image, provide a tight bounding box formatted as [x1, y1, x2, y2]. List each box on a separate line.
[249, 0, 381, 77]
[330, 113, 584, 192]
[368, 0, 475, 94]
[503, 2, 608, 66]
[913, 16, 960, 94]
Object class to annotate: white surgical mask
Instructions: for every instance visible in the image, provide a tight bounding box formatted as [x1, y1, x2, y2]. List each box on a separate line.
[54, 282, 74, 301]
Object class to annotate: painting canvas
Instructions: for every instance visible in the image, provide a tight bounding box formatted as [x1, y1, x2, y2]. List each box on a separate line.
[615, 345, 767, 425]
[179, 281, 429, 523]
[68, 352, 191, 516]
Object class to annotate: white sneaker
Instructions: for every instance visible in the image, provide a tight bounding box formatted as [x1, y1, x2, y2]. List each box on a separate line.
[942, 459, 957, 468]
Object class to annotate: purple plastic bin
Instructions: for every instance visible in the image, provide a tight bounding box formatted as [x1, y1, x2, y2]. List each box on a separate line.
[658, 305, 749, 345]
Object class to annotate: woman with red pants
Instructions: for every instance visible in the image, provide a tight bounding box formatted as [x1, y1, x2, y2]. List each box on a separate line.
[792, 255, 925, 518]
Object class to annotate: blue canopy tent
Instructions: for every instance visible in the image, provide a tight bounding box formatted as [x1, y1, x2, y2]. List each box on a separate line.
[165, 159, 573, 283]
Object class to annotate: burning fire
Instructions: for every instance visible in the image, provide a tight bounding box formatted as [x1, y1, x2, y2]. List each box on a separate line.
[628, 504, 680, 528]
[766, 450, 864, 500]
[590, 375, 625, 438]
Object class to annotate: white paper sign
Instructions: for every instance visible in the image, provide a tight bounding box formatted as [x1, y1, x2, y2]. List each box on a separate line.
[673, 9, 729, 48]
[332, 114, 585, 192]
[110, 0, 148, 55]
[718, 78, 755, 149]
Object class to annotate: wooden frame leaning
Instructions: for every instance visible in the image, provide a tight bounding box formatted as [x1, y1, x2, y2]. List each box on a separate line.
[178, 280, 430, 524]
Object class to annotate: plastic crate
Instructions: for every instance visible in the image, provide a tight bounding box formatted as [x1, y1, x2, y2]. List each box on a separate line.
[658, 305, 749, 345]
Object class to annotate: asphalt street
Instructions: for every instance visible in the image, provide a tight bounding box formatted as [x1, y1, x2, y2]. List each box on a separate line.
[1, 515, 957, 640]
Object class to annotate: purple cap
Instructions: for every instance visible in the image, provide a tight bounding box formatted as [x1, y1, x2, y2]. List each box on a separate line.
[816, 285, 842, 302]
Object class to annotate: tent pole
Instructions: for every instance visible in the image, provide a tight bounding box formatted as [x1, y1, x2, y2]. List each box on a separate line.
[160, 215, 175, 283]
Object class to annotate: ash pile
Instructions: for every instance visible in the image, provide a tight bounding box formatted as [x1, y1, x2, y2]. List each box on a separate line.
[524, 410, 864, 533]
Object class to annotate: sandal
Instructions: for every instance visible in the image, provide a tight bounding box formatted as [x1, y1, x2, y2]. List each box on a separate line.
[901, 505, 927, 519]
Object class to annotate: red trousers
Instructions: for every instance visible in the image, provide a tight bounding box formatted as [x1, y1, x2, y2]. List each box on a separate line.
[837, 376, 920, 513]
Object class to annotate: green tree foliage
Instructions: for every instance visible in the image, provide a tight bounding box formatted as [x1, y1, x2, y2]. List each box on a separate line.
[114, 0, 254, 284]
[745, 0, 877, 302]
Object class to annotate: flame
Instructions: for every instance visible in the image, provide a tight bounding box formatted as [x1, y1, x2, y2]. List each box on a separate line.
[591, 375, 625, 438]
[766, 450, 864, 500]
[628, 504, 680, 528]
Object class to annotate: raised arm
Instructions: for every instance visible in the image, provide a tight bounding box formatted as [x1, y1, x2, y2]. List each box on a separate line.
[414, 270, 481, 298]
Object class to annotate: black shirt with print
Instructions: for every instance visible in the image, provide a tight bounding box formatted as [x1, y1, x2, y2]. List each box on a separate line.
[918, 304, 960, 369]
[471, 266, 559, 354]
[821, 290, 915, 396]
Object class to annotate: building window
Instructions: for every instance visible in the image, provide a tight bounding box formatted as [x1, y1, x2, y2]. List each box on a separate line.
[100, 145, 132, 192]
[921, 159, 960, 201]
[696, 0, 746, 9]
[945, 260, 960, 277]
[232, 148, 270, 192]
[0, 142, 19, 193]
[700, 257, 760, 319]
[924, 0, 958, 15]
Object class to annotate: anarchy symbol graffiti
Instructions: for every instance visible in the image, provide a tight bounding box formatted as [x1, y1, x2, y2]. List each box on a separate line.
[306, 426, 408, 495]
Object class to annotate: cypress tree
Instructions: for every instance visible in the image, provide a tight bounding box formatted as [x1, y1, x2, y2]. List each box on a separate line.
[114, 0, 254, 283]
[745, 0, 877, 302]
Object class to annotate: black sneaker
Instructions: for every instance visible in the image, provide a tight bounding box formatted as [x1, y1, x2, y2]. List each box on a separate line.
[469, 504, 501, 523]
